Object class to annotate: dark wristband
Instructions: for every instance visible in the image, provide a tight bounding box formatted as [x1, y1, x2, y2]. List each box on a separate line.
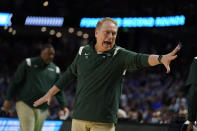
[158, 55, 163, 64]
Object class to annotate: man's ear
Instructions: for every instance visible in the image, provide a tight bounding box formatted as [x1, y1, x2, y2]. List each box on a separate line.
[95, 29, 98, 38]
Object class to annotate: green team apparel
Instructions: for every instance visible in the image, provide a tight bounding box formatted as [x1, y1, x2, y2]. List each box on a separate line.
[6, 57, 66, 110]
[56, 43, 150, 123]
[185, 57, 197, 122]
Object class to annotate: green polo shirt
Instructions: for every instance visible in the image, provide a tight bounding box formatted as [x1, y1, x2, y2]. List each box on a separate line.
[6, 57, 66, 110]
[56, 44, 150, 123]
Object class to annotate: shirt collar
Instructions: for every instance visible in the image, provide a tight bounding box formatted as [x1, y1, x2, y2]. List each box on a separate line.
[37, 56, 50, 67]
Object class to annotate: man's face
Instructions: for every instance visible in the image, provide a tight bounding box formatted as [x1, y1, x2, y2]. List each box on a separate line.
[41, 48, 55, 64]
[95, 21, 118, 52]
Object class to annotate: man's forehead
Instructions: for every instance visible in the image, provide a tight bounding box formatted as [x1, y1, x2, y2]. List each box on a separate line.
[100, 21, 118, 30]
[102, 21, 117, 27]
[43, 48, 55, 53]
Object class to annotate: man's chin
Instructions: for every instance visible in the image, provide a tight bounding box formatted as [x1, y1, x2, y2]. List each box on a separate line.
[103, 47, 112, 52]
[44, 60, 52, 64]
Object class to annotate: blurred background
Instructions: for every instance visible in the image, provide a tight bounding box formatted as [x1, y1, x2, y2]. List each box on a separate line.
[0, 0, 197, 130]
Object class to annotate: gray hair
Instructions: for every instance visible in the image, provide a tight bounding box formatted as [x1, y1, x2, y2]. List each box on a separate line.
[96, 17, 118, 29]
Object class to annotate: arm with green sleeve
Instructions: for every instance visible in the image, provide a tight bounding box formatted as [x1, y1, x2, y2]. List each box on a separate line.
[33, 54, 79, 107]
[55, 53, 78, 90]
[122, 44, 180, 73]
[54, 72, 67, 109]
[120, 48, 150, 70]
[3, 60, 27, 112]
[6, 60, 27, 100]
[186, 58, 197, 123]
[120, 48, 163, 70]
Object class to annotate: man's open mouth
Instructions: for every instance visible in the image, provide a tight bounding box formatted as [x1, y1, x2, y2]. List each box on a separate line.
[103, 41, 112, 45]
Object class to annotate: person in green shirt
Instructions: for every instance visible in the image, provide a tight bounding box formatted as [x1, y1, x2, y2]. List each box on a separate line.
[33, 17, 181, 131]
[2, 44, 69, 131]
[185, 57, 197, 131]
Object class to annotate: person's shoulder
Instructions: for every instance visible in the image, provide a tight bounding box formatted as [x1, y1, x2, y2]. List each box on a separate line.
[192, 57, 197, 66]
[189, 57, 197, 72]
[192, 57, 197, 64]
[28, 57, 39, 62]
[115, 45, 125, 51]
[77, 45, 91, 55]
[49, 63, 61, 73]
[49, 62, 57, 67]
[115, 45, 133, 53]
[80, 45, 91, 50]
[22, 57, 36, 66]
[114, 46, 139, 58]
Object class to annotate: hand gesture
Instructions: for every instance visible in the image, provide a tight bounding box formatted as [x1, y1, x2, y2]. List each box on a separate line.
[161, 44, 181, 73]
[2, 100, 11, 113]
[33, 94, 52, 107]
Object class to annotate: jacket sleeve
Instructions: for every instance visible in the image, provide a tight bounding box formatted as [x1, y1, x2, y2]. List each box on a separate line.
[54, 69, 67, 109]
[6, 60, 27, 100]
[55, 54, 79, 90]
[119, 48, 150, 71]
[55, 91, 67, 109]
[188, 88, 197, 122]
[180, 59, 197, 94]
[186, 58, 197, 86]
[186, 58, 197, 122]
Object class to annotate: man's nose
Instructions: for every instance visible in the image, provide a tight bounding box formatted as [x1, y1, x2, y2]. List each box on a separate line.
[107, 33, 113, 39]
[49, 55, 54, 60]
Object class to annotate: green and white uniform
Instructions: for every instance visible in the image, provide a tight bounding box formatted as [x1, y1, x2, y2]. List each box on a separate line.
[6, 56, 66, 110]
[56, 43, 150, 123]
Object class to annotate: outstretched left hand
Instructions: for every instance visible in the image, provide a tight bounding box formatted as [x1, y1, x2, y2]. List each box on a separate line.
[161, 44, 181, 73]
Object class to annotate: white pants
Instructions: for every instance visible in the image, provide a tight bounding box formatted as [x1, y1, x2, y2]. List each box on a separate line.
[71, 119, 115, 131]
[16, 101, 48, 131]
